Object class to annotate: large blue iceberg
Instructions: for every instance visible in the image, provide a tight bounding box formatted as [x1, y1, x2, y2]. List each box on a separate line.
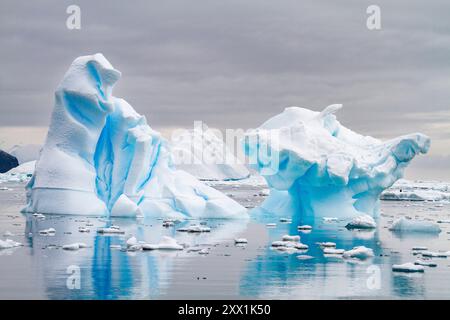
[23, 54, 247, 219]
[244, 104, 430, 223]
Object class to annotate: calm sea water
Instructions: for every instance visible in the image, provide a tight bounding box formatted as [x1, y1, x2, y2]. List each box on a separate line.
[0, 181, 449, 299]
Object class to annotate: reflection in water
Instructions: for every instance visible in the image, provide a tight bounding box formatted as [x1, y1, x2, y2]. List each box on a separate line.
[23, 215, 248, 299]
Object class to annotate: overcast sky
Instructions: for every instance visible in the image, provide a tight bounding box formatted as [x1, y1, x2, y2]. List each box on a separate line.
[0, 0, 449, 179]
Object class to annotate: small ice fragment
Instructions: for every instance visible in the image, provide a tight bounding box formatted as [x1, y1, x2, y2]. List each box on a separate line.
[186, 225, 211, 233]
[389, 217, 441, 234]
[412, 246, 428, 251]
[297, 255, 314, 260]
[282, 235, 300, 242]
[345, 215, 376, 230]
[392, 262, 425, 273]
[323, 248, 344, 255]
[32, 213, 45, 219]
[198, 248, 209, 255]
[279, 218, 291, 223]
[234, 238, 248, 244]
[110, 245, 122, 249]
[62, 243, 87, 251]
[97, 227, 125, 234]
[323, 217, 338, 222]
[78, 227, 90, 233]
[126, 236, 138, 248]
[3, 231, 14, 237]
[342, 246, 374, 260]
[317, 242, 336, 248]
[38, 228, 56, 236]
[163, 220, 174, 227]
[421, 251, 448, 258]
[0, 239, 23, 249]
[297, 225, 312, 231]
[414, 259, 437, 267]
[142, 236, 183, 250]
[266, 223, 277, 227]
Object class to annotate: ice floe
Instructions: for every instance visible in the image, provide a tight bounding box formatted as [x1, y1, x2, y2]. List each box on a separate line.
[389, 217, 441, 234]
[345, 215, 376, 230]
[392, 263, 425, 273]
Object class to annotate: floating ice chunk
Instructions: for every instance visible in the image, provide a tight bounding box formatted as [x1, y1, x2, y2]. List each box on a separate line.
[412, 246, 428, 251]
[323, 248, 344, 255]
[271, 240, 308, 250]
[297, 225, 312, 231]
[282, 235, 301, 242]
[234, 238, 248, 244]
[62, 243, 87, 251]
[297, 255, 314, 260]
[259, 189, 270, 196]
[3, 231, 14, 237]
[38, 228, 55, 236]
[342, 246, 374, 260]
[421, 251, 448, 258]
[198, 248, 209, 255]
[244, 105, 429, 222]
[266, 223, 277, 227]
[317, 242, 336, 248]
[392, 263, 425, 273]
[78, 227, 90, 233]
[110, 195, 140, 218]
[97, 226, 125, 234]
[177, 225, 211, 233]
[126, 236, 138, 248]
[389, 217, 441, 234]
[323, 217, 339, 223]
[279, 218, 292, 223]
[0, 239, 23, 249]
[345, 215, 376, 230]
[142, 237, 183, 251]
[414, 259, 437, 267]
[32, 213, 45, 219]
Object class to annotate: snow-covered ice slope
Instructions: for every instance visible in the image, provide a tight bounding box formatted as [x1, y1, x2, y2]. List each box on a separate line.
[244, 105, 430, 222]
[23, 54, 247, 219]
[171, 124, 250, 181]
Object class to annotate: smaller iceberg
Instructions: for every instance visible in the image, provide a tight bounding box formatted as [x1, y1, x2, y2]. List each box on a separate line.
[244, 105, 430, 223]
[23, 53, 247, 219]
[171, 124, 250, 181]
[389, 217, 441, 234]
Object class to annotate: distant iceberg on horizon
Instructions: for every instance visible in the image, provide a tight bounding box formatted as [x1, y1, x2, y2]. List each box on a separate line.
[244, 104, 430, 223]
[23, 53, 247, 219]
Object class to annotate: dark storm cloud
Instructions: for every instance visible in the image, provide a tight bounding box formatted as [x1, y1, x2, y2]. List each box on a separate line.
[0, 0, 449, 178]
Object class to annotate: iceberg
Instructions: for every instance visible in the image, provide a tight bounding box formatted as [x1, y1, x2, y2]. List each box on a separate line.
[8, 144, 41, 164]
[244, 105, 430, 223]
[23, 53, 246, 219]
[171, 124, 250, 181]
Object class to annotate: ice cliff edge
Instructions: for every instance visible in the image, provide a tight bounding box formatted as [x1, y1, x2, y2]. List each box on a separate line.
[244, 104, 430, 222]
[23, 53, 247, 219]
